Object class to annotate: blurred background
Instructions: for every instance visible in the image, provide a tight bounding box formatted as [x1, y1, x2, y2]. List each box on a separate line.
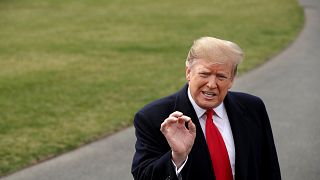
[0, 0, 303, 178]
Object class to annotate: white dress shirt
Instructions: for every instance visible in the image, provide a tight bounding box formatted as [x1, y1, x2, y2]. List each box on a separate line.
[187, 88, 235, 176]
[172, 88, 236, 178]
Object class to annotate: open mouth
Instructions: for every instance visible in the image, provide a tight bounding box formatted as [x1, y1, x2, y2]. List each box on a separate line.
[202, 91, 217, 99]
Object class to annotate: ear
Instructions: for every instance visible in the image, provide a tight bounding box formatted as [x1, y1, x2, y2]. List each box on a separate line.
[186, 66, 191, 81]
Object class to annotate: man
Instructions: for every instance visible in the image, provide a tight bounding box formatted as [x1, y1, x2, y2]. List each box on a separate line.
[131, 37, 281, 180]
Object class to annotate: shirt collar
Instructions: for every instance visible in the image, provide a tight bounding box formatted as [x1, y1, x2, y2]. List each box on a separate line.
[187, 87, 226, 119]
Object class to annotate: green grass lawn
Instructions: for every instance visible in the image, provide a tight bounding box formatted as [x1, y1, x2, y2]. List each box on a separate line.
[0, 0, 303, 176]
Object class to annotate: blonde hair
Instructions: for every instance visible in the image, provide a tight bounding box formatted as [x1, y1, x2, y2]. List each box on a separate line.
[186, 37, 244, 75]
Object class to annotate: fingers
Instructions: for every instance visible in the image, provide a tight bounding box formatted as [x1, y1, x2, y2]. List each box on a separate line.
[169, 111, 191, 123]
[187, 119, 196, 134]
[160, 112, 192, 133]
[169, 111, 183, 118]
[160, 116, 178, 133]
[180, 115, 191, 122]
[177, 115, 191, 124]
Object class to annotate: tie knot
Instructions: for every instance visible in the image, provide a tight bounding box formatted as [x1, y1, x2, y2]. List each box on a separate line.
[206, 109, 214, 119]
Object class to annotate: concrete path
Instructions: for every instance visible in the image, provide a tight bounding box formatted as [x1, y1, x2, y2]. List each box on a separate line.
[233, 0, 320, 179]
[1, 127, 136, 180]
[1, 0, 319, 179]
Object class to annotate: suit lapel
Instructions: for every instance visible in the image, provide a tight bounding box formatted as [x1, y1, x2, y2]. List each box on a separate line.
[173, 84, 209, 153]
[173, 84, 208, 152]
[171, 85, 251, 179]
[224, 92, 250, 180]
[173, 84, 215, 179]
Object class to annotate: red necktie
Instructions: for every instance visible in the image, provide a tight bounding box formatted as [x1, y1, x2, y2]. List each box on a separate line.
[205, 109, 233, 180]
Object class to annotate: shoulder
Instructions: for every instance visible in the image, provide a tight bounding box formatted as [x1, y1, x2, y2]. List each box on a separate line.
[226, 91, 268, 117]
[226, 91, 270, 129]
[137, 84, 189, 117]
[139, 92, 178, 115]
[134, 91, 179, 127]
[227, 91, 265, 107]
[134, 84, 190, 133]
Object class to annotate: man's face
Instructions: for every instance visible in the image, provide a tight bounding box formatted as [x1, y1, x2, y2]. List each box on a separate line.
[186, 59, 234, 109]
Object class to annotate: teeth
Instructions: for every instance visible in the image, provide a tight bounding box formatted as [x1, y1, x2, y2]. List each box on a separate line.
[203, 92, 215, 96]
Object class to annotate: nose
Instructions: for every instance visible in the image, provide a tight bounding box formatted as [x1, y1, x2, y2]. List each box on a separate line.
[206, 75, 217, 89]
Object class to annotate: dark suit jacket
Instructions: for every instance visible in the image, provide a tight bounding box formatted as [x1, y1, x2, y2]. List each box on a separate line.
[132, 84, 281, 180]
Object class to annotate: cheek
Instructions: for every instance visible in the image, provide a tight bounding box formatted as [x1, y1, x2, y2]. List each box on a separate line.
[218, 85, 229, 97]
[192, 78, 207, 89]
[190, 79, 205, 95]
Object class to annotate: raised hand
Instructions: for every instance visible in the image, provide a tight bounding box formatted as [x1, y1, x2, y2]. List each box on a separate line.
[160, 111, 196, 168]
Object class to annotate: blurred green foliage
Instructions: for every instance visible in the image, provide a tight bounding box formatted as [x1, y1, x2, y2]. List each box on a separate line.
[0, 0, 303, 176]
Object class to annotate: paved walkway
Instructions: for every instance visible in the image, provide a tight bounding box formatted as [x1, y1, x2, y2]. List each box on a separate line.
[1, 0, 320, 179]
[233, 0, 320, 179]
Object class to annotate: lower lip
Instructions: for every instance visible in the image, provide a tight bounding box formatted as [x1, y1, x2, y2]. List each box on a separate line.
[202, 92, 216, 100]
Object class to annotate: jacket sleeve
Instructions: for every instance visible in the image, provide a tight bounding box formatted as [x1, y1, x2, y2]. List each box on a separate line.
[258, 100, 282, 180]
[131, 111, 178, 180]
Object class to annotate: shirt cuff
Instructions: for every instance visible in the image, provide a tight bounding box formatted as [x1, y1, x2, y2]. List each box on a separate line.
[171, 156, 188, 176]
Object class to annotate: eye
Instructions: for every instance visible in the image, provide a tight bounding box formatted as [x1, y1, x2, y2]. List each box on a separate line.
[199, 72, 210, 77]
[216, 74, 228, 81]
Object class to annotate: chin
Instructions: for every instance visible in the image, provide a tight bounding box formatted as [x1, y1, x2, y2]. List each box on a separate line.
[198, 102, 216, 109]
[205, 101, 221, 109]
[196, 96, 219, 109]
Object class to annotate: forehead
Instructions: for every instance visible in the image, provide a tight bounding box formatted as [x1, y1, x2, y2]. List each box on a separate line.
[192, 59, 233, 72]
